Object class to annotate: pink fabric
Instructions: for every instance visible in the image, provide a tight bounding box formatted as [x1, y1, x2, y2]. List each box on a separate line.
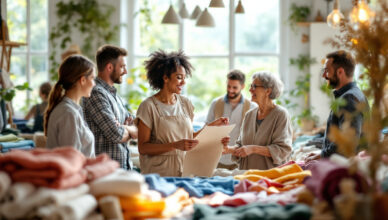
[0, 147, 119, 189]
[84, 154, 119, 182]
[223, 192, 258, 207]
[304, 159, 368, 204]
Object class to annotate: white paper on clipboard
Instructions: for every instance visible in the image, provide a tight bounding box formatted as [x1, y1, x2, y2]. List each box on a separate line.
[182, 124, 235, 177]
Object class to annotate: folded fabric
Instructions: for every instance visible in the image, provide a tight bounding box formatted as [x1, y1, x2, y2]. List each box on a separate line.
[234, 174, 269, 182]
[0, 171, 11, 200]
[273, 170, 311, 184]
[98, 196, 124, 220]
[84, 153, 119, 182]
[0, 140, 35, 153]
[89, 169, 145, 197]
[193, 202, 312, 220]
[55, 194, 97, 220]
[0, 184, 90, 219]
[145, 174, 178, 197]
[119, 194, 165, 218]
[256, 186, 306, 205]
[234, 179, 284, 194]
[223, 192, 258, 207]
[0, 147, 87, 189]
[304, 159, 368, 204]
[163, 176, 239, 198]
[6, 182, 36, 202]
[0, 134, 24, 142]
[243, 163, 303, 179]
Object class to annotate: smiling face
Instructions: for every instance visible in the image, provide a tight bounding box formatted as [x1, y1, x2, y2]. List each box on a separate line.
[322, 58, 340, 89]
[226, 79, 244, 101]
[249, 78, 270, 106]
[110, 56, 127, 84]
[163, 65, 186, 94]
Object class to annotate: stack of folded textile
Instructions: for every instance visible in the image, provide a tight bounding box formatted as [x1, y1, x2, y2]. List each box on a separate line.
[0, 134, 34, 153]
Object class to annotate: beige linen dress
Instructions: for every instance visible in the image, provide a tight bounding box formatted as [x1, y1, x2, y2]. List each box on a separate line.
[234, 105, 293, 170]
[135, 94, 194, 176]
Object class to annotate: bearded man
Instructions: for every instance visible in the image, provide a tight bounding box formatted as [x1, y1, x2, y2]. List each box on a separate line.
[206, 70, 256, 169]
[305, 50, 369, 162]
[82, 45, 137, 169]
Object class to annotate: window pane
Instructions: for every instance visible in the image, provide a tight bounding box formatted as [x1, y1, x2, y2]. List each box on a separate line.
[10, 54, 27, 113]
[30, 0, 48, 51]
[184, 1, 229, 55]
[134, 0, 178, 55]
[30, 55, 48, 102]
[234, 56, 279, 96]
[235, 0, 279, 53]
[186, 58, 228, 113]
[124, 58, 153, 111]
[6, 0, 27, 52]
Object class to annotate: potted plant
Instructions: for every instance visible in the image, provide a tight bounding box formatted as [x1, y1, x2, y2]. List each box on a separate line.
[288, 3, 311, 33]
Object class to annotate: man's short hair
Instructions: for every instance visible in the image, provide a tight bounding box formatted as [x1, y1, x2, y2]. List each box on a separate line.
[227, 69, 245, 85]
[326, 50, 355, 78]
[39, 82, 52, 97]
[96, 45, 127, 72]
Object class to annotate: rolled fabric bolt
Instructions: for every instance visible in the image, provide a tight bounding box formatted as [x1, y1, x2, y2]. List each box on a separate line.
[0, 171, 11, 200]
[56, 194, 97, 220]
[98, 195, 124, 220]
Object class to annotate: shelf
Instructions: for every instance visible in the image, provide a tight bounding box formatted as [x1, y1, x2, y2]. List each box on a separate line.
[0, 41, 27, 47]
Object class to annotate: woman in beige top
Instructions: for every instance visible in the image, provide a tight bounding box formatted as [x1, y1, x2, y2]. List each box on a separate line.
[135, 50, 228, 177]
[223, 72, 293, 170]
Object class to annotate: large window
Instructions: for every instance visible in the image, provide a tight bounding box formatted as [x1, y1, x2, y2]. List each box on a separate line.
[123, 0, 281, 116]
[6, 0, 48, 115]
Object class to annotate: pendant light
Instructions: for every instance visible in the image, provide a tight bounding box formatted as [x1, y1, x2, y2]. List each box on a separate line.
[162, 4, 180, 24]
[327, 0, 344, 28]
[190, 5, 202, 20]
[179, 2, 189, 19]
[209, 0, 225, 8]
[196, 8, 215, 27]
[235, 0, 245, 14]
[349, 0, 374, 29]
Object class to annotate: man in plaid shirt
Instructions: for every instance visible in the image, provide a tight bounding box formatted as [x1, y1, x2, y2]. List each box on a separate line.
[83, 45, 138, 169]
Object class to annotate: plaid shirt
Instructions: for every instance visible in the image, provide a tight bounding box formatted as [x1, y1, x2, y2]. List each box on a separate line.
[82, 77, 132, 169]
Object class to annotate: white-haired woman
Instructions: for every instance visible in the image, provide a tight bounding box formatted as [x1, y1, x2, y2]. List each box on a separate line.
[223, 72, 292, 170]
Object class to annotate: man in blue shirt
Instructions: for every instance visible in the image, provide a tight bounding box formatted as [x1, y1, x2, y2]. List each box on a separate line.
[306, 50, 369, 162]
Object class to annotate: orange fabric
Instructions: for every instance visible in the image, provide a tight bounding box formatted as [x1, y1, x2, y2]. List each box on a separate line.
[273, 170, 311, 184]
[243, 163, 303, 179]
[234, 174, 269, 182]
[119, 195, 165, 212]
[163, 188, 191, 217]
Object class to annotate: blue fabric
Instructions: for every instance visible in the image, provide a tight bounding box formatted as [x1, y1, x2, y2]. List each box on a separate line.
[0, 140, 35, 153]
[145, 174, 177, 197]
[164, 176, 239, 197]
[145, 175, 239, 198]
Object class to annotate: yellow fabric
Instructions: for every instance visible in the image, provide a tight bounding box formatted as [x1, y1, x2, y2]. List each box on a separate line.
[163, 188, 191, 217]
[119, 195, 165, 212]
[234, 174, 269, 182]
[243, 163, 303, 179]
[273, 170, 312, 184]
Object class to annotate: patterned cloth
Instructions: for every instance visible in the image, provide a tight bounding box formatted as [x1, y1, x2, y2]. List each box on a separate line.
[82, 77, 132, 169]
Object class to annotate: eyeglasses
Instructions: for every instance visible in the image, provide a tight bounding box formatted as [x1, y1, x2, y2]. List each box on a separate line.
[250, 84, 266, 90]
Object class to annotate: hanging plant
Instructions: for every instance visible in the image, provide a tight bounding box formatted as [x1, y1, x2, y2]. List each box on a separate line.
[288, 3, 311, 33]
[49, 0, 119, 80]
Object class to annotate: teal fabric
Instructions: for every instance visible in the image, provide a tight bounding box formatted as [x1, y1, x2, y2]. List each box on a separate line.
[193, 202, 311, 220]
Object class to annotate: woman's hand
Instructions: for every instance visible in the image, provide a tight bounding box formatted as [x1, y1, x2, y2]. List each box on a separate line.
[208, 117, 229, 126]
[233, 146, 254, 157]
[173, 139, 199, 151]
[223, 145, 237, 155]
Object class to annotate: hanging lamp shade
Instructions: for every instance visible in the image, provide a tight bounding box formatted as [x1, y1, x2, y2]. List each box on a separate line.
[179, 3, 190, 19]
[162, 5, 180, 24]
[235, 0, 245, 14]
[190, 5, 202, 20]
[196, 8, 215, 27]
[327, 0, 344, 28]
[209, 0, 225, 8]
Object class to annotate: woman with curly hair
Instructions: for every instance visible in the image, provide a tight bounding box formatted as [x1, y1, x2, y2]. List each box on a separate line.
[135, 50, 228, 176]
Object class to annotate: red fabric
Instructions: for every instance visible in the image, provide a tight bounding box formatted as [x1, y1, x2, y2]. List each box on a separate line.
[304, 159, 368, 204]
[223, 192, 257, 207]
[84, 154, 119, 181]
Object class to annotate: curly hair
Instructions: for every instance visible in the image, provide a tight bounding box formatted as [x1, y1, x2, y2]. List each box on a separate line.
[144, 50, 193, 90]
